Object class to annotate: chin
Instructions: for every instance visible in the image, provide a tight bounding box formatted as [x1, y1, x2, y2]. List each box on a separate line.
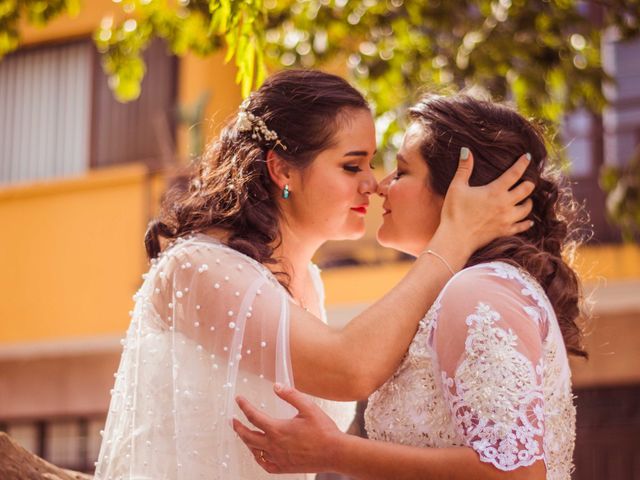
[376, 228, 398, 250]
[334, 218, 366, 241]
[335, 226, 366, 241]
[376, 228, 417, 256]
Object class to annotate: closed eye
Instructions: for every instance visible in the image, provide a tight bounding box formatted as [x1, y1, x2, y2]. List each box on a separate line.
[344, 162, 376, 173]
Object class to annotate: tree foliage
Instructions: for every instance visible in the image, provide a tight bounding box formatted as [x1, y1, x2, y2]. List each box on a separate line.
[6, 1, 639, 125]
[94, 0, 268, 101]
[3, 0, 640, 235]
[0, 0, 80, 57]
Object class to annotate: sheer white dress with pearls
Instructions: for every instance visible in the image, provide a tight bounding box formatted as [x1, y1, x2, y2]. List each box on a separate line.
[94, 234, 354, 480]
[365, 262, 576, 479]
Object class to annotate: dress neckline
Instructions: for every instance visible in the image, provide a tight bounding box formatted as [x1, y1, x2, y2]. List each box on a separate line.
[188, 233, 322, 314]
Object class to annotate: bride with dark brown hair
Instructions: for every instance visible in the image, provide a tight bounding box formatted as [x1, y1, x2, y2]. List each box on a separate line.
[94, 71, 533, 480]
[233, 94, 585, 480]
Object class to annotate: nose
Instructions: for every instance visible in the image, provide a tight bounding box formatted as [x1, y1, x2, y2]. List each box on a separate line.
[358, 169, 378, 196]
[376, 172, 393, 197]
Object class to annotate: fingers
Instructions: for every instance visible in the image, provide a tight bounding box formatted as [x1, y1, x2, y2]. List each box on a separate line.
[511, 198, 533, 223]
[233, 418, 267, 449]
[509, 180, 536, 204]
[273, 383, 313, 414]
[450, 147, 475, 186]
[236, 395, 277, 432]
[510, 219, 535, 235]
[251, 448, 282, 474]
[495, 153, 532, 190]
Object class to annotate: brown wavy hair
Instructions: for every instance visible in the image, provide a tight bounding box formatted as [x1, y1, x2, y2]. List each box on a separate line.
[409, 94, 588, 358]
[145, 70, 369, 276]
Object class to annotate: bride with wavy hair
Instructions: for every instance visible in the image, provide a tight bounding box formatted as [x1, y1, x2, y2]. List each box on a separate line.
[94, 71, 534, 480]
[233, 94, 585, 480]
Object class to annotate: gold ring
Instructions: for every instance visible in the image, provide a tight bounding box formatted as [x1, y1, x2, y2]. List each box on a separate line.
[259, 450, 266, 462]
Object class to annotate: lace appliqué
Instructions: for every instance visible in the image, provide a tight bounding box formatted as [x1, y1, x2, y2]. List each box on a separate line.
[365, 262, 575, 479]
[541, 341, 577, 478]
[442, 302, 545, 471]
[365, 300, 457, 448]
[487, 262, 553, 323]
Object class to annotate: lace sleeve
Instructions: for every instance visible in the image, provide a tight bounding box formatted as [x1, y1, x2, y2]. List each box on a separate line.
[432, 265, 547, 471]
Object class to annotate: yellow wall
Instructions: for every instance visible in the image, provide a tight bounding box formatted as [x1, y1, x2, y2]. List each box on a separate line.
[321, 245, 640, 305]
[176, 51, 242, 159]
[0, 165, 152, 343]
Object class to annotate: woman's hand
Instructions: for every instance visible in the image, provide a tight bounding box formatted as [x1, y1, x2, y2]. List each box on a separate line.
[233, 384, 342, 474]
[437, 150, 535, 259]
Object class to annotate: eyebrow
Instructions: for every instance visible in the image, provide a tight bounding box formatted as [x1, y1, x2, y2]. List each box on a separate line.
[396, 153, 407, 164]
[343, 149, 377, 157]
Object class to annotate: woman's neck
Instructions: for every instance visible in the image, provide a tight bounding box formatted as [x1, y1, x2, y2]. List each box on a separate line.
[273, 222, 324, 312]
[203, 224, 323, 314]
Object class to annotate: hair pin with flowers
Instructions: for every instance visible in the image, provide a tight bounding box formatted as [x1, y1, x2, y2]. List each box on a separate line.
[235, 98, 288, 151]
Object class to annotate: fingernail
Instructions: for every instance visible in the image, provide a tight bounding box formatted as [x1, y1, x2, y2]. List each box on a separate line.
[529, 220, 535, 227]
[274, 382, 283, 392]
[525, 152, 532, 161]
[459, 147, 470, 160]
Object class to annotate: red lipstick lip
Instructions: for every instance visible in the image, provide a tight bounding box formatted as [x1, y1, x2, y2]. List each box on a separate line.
[351, 206, 368, 214]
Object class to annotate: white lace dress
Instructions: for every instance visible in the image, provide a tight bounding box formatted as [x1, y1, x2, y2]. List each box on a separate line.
[365, 262, 576, 479]
[94, 234, 354, 480]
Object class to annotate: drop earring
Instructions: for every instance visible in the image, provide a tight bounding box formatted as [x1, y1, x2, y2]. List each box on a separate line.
[282, 184, 290, 199]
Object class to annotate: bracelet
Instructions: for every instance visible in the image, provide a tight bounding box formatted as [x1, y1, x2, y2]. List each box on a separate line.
[419, 249, 456, 276]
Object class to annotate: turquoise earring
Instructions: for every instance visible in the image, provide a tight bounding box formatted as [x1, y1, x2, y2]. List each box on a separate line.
[282, 184, 290, 199]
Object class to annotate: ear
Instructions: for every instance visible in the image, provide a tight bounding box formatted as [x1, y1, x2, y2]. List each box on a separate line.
[266, 150, 291, 190]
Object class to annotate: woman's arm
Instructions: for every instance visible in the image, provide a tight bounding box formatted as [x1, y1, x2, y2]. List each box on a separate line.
[333, 436, 546, 480]
[288, 151, 534, 400]
[233, 386, 546, 480]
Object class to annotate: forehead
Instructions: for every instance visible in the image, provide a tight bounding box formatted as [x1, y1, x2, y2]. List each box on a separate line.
[331, 109, 376, 149]
[399, 122, 428, 160]
[403, 122, 427, 148]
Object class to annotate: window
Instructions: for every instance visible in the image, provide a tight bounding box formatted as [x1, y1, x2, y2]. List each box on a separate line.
[602, 34, 640, 169]
[0, 39, 178, 186]
[0, 416, 105, 473]
[0, 41, 92, 184]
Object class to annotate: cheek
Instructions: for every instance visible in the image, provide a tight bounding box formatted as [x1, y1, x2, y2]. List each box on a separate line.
[302, 173, 355, 223]
[419, 194, 443, 232]
[390, 183, 441, 233]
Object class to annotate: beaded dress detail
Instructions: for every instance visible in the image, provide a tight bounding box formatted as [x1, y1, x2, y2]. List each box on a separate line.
[365, 262, 576, 478]
[94, 234, 354, 480]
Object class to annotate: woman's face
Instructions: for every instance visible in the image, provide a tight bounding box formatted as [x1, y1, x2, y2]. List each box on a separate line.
[376, 122, 444, 256]
[285, 109, 378, 242]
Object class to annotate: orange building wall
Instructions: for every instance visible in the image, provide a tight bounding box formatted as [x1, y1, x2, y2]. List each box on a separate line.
[0, 165, 150, 343]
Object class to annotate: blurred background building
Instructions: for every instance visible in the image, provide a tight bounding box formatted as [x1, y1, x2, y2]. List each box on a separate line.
[0, 1, 639, 478]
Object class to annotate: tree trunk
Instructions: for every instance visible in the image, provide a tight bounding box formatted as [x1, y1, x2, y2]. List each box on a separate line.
[0, 432, 92, 480]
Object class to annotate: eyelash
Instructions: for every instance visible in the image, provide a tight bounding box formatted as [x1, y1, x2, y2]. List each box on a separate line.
[344, 163, 375, 173]
[394, 169, 405, 179]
